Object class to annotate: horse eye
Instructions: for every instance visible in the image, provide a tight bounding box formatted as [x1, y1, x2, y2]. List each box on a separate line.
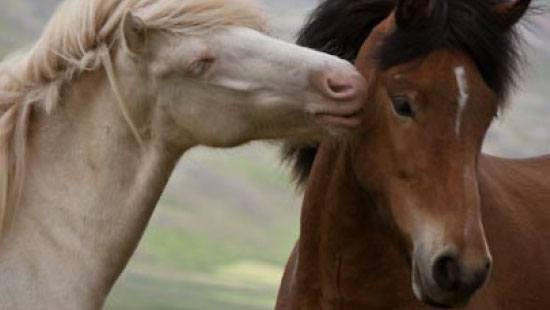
[391, 97, 414, 118]
[188, 57, 216, 77]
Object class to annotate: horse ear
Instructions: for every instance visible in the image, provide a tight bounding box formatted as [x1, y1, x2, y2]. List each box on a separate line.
[122, 11, 147, 55]
[493, 0, 531, 29]
[395, 0, 436, 28]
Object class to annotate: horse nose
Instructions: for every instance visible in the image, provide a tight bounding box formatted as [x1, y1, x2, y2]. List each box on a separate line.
[432, 251, 492, 296]
[311, 62, 366, 101]
[433, 253, 460, 291]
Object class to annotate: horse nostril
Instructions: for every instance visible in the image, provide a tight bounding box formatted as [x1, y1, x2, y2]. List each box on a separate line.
[327, 77, 354, 95]
[433, 253, 460, 291]
[310, 65, 365, 101]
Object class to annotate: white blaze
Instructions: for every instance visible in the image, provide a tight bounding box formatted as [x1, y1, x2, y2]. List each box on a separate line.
[454, 66, 469, 135]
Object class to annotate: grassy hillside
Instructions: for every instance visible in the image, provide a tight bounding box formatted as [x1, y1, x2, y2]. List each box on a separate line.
[106, 146, 302, 310]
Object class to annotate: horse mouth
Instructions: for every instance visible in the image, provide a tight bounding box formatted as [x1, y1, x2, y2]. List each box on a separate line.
[310, 103, 363, 129]
[316, 112, 362, 128]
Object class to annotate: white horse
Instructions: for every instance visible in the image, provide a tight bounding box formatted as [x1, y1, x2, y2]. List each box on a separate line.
[0, 0, 366, 308]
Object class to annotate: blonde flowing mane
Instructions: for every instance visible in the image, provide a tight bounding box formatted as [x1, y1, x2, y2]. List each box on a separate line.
[0, 0, 265, 231]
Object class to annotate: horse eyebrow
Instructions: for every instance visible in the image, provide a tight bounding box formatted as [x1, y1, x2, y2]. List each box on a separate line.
[454, 66, 469, 135]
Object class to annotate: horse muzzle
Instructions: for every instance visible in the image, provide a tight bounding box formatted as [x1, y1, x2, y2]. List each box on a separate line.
[412, 247, 492, 308]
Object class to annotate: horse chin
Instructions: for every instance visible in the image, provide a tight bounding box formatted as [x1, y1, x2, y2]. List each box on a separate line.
[423, 297, 461, 309]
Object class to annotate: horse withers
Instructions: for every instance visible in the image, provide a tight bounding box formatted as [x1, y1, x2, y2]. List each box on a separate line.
[278, 0, 550, 309]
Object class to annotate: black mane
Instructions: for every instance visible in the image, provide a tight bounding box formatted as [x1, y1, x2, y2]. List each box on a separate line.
[284, 0, 528, 187]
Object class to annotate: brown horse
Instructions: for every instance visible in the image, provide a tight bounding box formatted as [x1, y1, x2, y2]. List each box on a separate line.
[277, 0, 550, 309]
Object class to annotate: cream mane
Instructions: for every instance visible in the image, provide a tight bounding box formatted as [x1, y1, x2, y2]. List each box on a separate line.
[0, 0, 265, 231]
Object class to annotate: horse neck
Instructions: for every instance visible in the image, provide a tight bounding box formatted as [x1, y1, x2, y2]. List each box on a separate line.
[292, 141, 418, 309]
[0, 70, 183, 309]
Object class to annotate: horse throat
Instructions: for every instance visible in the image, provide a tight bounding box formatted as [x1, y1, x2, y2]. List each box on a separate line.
[0, 70, 182, 309]
[288, 140, 418, 309]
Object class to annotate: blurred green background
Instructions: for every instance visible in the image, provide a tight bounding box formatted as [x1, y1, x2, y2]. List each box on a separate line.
[0, 0, 549, 309]
[105, 146, 300, 309]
